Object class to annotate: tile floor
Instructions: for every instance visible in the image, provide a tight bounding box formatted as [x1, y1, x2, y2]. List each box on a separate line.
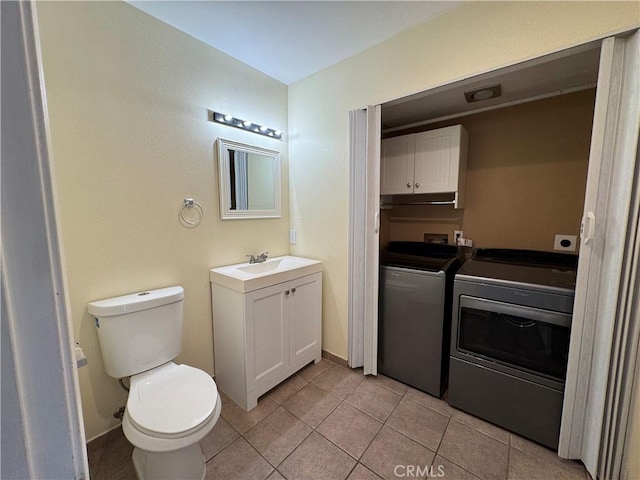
[88, 358, 590, 480]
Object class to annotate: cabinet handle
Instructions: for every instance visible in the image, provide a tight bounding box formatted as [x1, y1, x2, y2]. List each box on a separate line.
[406, 183, 411, 188]
[415, 182, 420, 188]
[285, 290, 290, 295]
[291, 288, 296, 293]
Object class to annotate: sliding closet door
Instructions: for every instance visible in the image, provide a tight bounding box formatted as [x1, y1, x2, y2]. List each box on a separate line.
[348, 106, 381, 374]
[560, 30, 640, 478]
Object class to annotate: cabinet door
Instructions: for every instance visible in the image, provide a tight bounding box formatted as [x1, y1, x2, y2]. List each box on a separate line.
[289, 273, 322, 366]
[245, 283, 287, 390]
[413, 126, 461, 194]
[380, 135, 415, 195]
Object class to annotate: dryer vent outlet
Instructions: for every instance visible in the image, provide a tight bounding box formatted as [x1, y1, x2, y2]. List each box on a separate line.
[554, 235, 577, 252]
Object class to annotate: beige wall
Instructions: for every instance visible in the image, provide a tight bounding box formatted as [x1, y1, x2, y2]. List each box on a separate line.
[288, 0, 638, 362]
[623, 377, 640, 479]
[37, 1, 289, 440]
[383, 89, 595, 251]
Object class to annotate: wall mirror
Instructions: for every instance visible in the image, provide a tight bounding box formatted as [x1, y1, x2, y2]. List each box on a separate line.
[217, 138, 281, 219]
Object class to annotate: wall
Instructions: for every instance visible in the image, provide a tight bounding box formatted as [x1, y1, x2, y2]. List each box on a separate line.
[382, 89, 595, 251]
[623, 377, 640, 479]
[288, 0, 638, 362]
[36, 1, 289, 440]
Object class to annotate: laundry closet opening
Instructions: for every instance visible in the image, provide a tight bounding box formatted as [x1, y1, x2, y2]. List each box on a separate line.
[349, 27, 640, 480]
[373, 40, 599, 451]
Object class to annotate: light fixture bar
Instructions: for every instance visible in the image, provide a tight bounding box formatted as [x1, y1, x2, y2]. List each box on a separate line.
[210, 111, 282, 140]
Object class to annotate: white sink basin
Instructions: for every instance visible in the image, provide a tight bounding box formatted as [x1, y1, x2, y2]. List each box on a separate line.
[210, 256, 322, 293]
[236, 258, 284, 274]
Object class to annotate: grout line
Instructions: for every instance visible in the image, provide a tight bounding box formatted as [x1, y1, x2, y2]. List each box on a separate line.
[401, 391, 453, 420]
[434, 414, 452, 457]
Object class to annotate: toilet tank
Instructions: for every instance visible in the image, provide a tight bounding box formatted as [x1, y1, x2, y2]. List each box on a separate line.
[88, 286, 184, 378]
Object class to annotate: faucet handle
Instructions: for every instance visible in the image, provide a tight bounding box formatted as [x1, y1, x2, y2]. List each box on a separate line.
[246, 254, 257, 263]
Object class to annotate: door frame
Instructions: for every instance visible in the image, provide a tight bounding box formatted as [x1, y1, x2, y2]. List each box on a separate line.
[1, 2, 88, 477]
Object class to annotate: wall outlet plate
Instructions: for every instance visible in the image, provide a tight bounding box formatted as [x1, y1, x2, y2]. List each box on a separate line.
[289, 229, 297, 245]
[554, 234, 577, 252]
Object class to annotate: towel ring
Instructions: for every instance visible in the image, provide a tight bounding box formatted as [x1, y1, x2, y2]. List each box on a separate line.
[179, 198, 203, 227]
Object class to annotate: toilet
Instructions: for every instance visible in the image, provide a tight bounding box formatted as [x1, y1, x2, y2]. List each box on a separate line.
[88, 286, 220, 480]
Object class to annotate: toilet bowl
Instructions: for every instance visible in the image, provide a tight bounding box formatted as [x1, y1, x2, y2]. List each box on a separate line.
[122, 363, 221, 479]
[88, 286, 221, 480]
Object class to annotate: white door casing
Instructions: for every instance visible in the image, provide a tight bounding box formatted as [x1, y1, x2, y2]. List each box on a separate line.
[1, 1, 88, 477]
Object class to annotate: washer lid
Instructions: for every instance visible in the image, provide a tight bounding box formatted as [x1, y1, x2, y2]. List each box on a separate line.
[127, 363, 217, 437]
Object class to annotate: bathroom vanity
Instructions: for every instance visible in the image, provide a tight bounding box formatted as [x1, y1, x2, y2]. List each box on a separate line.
[210, 256, 322, 410]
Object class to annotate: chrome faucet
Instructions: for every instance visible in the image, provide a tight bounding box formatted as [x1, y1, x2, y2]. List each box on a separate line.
[247, 251, 269, 264]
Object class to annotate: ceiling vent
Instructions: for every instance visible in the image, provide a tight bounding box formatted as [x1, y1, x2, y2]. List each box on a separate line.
[464, 84, 502, 103]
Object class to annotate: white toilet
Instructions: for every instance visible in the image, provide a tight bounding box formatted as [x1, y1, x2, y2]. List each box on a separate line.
[88, 286, 221, 480]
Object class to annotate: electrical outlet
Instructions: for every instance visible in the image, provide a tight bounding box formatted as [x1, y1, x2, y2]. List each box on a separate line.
[289, 229, 297, 245]
[454, 230, 463, 245]
[554, 234, 577, 252]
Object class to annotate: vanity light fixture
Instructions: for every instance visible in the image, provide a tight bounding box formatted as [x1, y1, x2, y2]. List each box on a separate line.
[210, 111, 282, 140]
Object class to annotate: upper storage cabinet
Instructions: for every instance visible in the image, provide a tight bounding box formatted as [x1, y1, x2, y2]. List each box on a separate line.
[381, 125, 468, 208]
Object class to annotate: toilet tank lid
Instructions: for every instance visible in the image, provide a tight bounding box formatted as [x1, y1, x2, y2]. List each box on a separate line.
[87, 286, 184, 317]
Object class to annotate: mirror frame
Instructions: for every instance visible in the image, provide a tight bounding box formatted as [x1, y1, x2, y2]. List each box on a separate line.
[217, 138, 282, 220]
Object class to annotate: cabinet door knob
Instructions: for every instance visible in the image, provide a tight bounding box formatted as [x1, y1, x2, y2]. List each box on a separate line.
[285, 290, 290, 295]
[406, 183, 411, 188]
[291, 288, 296, 293]
[415, 182, 420, 188]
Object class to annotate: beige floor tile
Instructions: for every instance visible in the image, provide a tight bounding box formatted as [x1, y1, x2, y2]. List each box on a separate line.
[108, 463, 137, 480]
[438, 420, 508, 480]
[451, 409, 510, 444]
[317, 402, 383, 459]
[221, 395, 279, 434]
[348, 463, 384, 480]
[266, 374, 309, 404]
[346, 381, 402, 422]
[87, 432, 133, 480]
[244, 407, 312, 467]
[201, 417, 240, 461]
[299, 359, 334, 381]
[508, 448, 586, 480]
[509, 434, 586, 479]
[405, 387, 454, 418]
[360, 426, 435, 480]
[432, 455, 482, 480]
[205, 437, 273, 480]
[386, 397, 449, 451]
[278, 432, 357, 480]
[364, 374, 409, 396]
[283, 383, 342, 427]
[266, 470, 287, 480]
[313, 365, 365, 399]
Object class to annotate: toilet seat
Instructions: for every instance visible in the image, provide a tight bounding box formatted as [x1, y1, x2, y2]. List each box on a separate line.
[127, 362, 218, 439]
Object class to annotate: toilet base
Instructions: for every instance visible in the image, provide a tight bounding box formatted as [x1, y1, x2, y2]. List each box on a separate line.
[132, 442, 206, 480]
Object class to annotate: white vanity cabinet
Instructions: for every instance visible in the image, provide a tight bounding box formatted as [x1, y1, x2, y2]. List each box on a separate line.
[210, 263, 322, 411]
[381, 124, 468, 208]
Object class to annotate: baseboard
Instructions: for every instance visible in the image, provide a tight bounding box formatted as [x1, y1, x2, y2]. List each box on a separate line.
[322, 349, 348, 368]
